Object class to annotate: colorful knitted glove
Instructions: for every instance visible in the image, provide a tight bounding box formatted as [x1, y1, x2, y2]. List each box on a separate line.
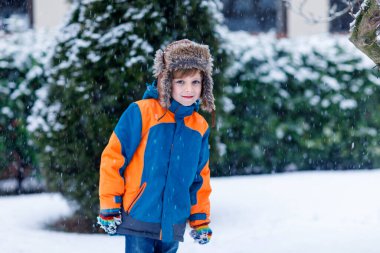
[97, 209, 122, 235]
[190, 225, 212, 245]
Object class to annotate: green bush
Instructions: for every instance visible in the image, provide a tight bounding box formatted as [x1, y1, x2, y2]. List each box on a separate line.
[217, 31, 380, 174]
[0, 31, 49, 177]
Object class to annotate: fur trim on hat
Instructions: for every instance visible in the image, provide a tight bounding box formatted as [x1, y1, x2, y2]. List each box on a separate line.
[153, 39, 215, 112]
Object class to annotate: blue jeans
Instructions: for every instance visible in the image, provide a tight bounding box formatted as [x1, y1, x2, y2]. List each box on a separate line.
[125, 235, 179, 253]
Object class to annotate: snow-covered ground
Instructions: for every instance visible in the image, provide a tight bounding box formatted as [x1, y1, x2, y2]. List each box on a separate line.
[1, 170, 380, 253]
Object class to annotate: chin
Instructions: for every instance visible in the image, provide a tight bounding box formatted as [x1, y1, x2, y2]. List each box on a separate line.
[180, 102, 193, 106]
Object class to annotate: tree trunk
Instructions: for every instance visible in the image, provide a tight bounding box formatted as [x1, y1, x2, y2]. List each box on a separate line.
[349, 0, 380, 65]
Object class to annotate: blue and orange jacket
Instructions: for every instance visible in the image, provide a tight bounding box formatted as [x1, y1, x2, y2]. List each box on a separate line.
[99, 84, 212, 242]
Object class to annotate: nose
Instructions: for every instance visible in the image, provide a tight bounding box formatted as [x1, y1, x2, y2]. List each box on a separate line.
[184, 82, 192, 92]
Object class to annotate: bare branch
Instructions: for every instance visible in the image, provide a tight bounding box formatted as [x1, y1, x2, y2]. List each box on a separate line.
[283, 0, 362, 24]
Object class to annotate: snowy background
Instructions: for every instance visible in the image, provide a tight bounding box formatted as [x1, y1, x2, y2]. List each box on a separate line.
[2, 2, 380, 253]
[2, 169, 380, 253]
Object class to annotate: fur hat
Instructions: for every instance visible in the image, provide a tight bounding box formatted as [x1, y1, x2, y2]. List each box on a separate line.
[153, 39, 215, 112]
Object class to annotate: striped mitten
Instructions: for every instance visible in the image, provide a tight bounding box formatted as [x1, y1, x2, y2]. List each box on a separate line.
[97, 209, 122, 235]
[190, 225, 212, 245]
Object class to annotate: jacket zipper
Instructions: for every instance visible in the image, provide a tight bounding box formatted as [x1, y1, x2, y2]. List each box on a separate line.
[160, 104, 182, 240]
[127, 182, 147, 214]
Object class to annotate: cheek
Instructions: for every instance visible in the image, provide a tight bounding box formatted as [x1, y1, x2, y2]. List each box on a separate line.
[171, 85, 179, 97]
[196, 86, 202, 97]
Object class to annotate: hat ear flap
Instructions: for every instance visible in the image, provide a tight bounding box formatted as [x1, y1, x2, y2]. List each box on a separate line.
[200, 75, 215, 112]
[153, 49, 165, 78]
[158, 70, 172, 108]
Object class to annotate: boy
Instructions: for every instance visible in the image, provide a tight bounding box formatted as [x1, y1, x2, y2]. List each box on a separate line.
[97, 39, 214, 253]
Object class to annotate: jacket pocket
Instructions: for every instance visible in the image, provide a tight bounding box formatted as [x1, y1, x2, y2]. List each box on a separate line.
[127, 182, 147, 214]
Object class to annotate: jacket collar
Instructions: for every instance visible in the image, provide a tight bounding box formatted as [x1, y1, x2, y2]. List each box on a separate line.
[169, 99, 196, 119]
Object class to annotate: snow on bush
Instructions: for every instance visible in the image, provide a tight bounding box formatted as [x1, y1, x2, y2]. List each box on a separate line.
[0, 29, 54, 171]
[217, 27, 380, 174]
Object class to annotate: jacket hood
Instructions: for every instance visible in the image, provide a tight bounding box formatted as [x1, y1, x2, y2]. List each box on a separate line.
[152, 39, 215, 113]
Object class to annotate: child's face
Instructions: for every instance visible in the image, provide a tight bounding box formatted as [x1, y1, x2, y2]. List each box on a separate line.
[171, 70, 202, 107]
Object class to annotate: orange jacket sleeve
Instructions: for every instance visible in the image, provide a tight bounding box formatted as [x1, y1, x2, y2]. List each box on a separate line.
[99, 103, 142, 210]
[189, 127, 212, 228]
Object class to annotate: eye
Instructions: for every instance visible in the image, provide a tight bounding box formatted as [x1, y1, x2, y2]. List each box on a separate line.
[192, 80, 201, 86]
[175, 80, 184, 85]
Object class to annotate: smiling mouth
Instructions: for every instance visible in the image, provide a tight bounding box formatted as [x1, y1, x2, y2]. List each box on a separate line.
[182, 96, 194, 99]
